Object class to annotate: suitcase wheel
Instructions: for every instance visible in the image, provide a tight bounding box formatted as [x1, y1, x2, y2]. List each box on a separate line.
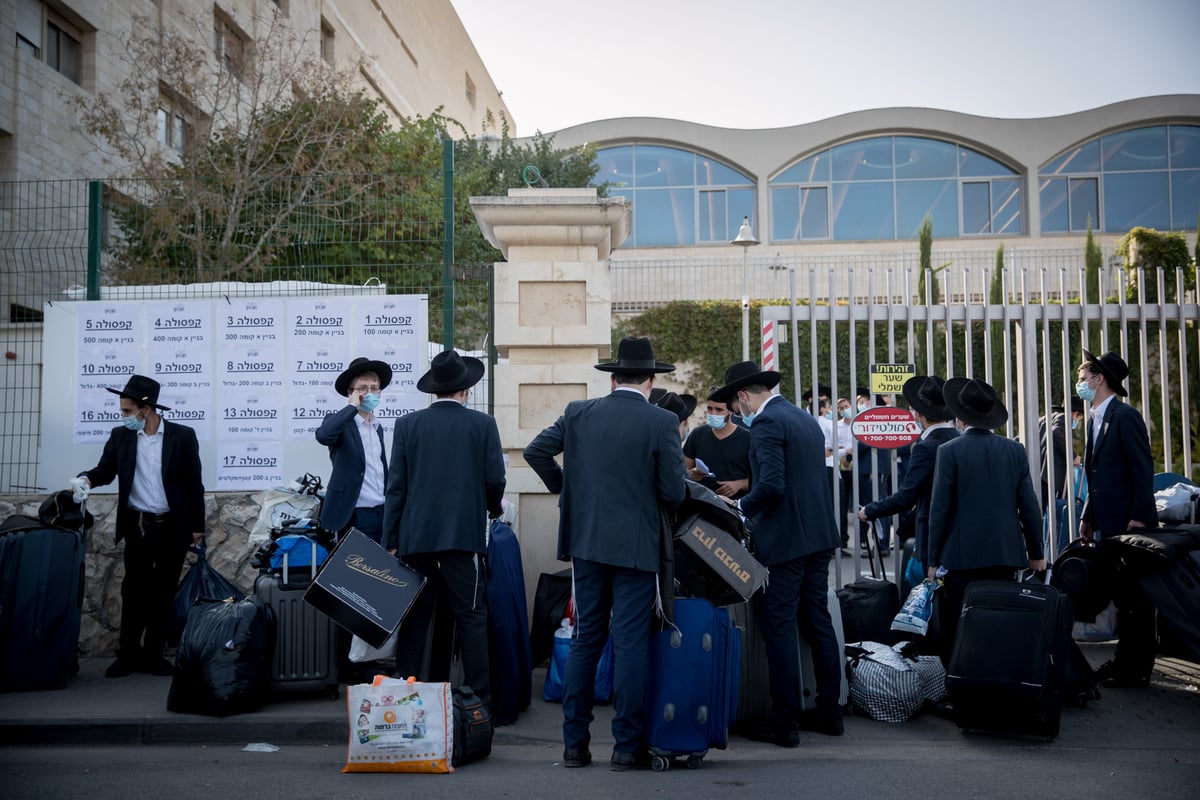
[685, 755, 702, 770]
[651, 755, 671, 772]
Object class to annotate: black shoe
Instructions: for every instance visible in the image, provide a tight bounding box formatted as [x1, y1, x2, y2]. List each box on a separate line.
[879, 546, 891, 557]
[928, 700, 955, 719]
[105, 658, 137, 678]
[1093, 659, 1117, 681]
[609, 750, 650, 771]
[743, 720, 800, 748]
[798, 707, 844, 736]
[1100, 674, 1150, 689]
[143, 657, 175, 677]
[562, 747, 592, 768]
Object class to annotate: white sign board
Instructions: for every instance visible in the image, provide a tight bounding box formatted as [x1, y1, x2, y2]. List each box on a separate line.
[41, 295, 428, 494]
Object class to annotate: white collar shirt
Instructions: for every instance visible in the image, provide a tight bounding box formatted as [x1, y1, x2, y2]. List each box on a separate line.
[355, 412, 386, 509]
[129, 426, 170, 513]
[920, 421, 954, 440]
[1090, 395, 1114, 446]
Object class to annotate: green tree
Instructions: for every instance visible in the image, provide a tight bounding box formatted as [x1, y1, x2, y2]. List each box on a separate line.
[1084, 220, 1102, 304]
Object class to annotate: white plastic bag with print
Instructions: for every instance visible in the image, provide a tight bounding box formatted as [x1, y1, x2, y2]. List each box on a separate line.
[343, 676, 454, 773]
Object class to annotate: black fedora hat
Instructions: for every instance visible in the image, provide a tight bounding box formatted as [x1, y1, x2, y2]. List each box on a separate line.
[334, 357, 394, 397]
[595, 336, 675, 374]
[943, 377, 1008, 429]
[1082, 349, 1129, 397]
[902, 375, 952, 421]
[711, 361, 781, 404]
[801, 385, 833, 403]
[650, 388, 697, 422]
[416, 350, 485, 394]
[106, 374, 170, 411]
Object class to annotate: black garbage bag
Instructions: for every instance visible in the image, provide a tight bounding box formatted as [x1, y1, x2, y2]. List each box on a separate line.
[167, 596, 272, 717]
[168, 543, 242, 647]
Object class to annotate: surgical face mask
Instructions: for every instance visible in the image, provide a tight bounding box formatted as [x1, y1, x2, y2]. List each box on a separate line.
[706, 413, 727, 430]
[742, 410, 757, 427]
[1071, 418, 1080, 431]
[824, 411, 833, 421]
[857, 401, 869, 413]
[122, 411, 145, 431]
[840, 408, 853, 421]
[359, 393, 380, 413]
[1075, 377, 1096, 403]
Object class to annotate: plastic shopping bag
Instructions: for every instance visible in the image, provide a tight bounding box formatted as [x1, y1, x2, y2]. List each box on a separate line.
[343, 676, 454, 773]
[890, 579, 938, 636]
[543, 621, 615, 703]
[349, 630, 399, 664]
[168, 543, 242, 647]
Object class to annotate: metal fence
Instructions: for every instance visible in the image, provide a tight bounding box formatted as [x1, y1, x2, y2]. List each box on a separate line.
[0, 140, 500, 492]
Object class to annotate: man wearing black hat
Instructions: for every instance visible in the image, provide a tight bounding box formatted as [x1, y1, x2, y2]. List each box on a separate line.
[1076, 349, 1157, 688]
[316, 357, 393, 543]
[714, 361, 843, 743]
[74, 375, 205, 678]
[524, 336, 686, 771]
[926, 378, 1046, 665]
[683, 387, 751, 499]
[649, 387, 697, 443]
[383, 350, 506, 708]
[858, 376, 959, 566]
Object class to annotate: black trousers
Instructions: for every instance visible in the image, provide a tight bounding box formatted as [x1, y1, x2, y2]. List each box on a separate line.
[119, 514, 188, 662]
[394, 550, 491, 707]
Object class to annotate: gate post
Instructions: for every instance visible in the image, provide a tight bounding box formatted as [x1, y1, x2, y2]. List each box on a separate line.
[1014, 306, 1043, 507]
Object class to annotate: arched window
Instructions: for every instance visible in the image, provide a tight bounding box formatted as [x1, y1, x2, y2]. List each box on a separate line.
[1039, 124, 1200, 233]
[592, 144, 755, 247]
[770, 136, 1023, 242]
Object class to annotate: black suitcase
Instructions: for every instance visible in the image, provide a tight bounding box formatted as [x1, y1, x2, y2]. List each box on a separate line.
[0, 514, 87, 691]
[254, 536, 341, 697]
[837, 529, 901, 645]
[946, 580, 1070, 740]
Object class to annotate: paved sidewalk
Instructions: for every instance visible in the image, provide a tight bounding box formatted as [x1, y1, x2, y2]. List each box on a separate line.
[2, 644, 1199, 757]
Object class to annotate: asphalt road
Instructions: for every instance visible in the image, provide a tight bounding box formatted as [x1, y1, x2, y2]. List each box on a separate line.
[3, 734, 1199, 800]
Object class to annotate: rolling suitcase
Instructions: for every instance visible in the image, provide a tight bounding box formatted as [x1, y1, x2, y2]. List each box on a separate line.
[727, 586, 848, 725]
[254, 535, 341, 697]
[0, 514, 87, 691]
[644, 597, 740, 770]
[837, 525, 901, 645]
[945, 580, 1071, 740]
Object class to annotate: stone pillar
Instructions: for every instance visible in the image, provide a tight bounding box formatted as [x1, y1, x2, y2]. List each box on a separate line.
[470, 188, 629, 612]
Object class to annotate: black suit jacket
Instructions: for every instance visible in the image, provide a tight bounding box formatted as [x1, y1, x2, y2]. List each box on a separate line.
[927, 428, 1044, 571]
[1038, 411, 1073, 503]
[1082, 399, 1156, 534]
[315, 405, 388, 532]
[524, 390, 686, 570]
[738, 395, 839, 566]
[382, 401, 505, 556]
[863, 424, 959, 561]
[81, 419, 205, 545]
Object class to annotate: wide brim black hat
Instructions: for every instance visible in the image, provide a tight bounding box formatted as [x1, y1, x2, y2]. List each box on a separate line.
[334, 357, 394, 396]
[943, 377, 1008, 429]
[106, 374, 170, 411]
[902, 375, 952, 421]
[801, 384, 833, 403]
[416, 350, 485, 394]
[595, 336, 675, 374]
[710, 361, 782, 403]
[650, 388, 697, 422]
[1082, 349, 1129, 397]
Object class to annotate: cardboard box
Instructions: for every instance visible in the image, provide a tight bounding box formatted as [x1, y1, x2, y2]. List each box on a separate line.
[674, 514, 768, 604]
[304, 528, 426, 648]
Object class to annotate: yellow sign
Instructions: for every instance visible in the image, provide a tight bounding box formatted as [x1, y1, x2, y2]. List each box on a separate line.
[870, 363, 916, 395]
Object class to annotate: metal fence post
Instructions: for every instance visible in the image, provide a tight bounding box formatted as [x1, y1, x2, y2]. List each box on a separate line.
[442, 137, 455, 350]
[86, 180, 102, 301]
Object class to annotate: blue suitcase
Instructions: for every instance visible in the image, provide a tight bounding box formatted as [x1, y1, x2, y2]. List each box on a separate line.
[644, 597, 740, 770]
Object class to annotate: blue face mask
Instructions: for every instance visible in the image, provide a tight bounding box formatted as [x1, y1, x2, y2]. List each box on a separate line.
[741, 410, 756, 427]
[1071, 418, 1080, 431]
[1075, 379, 1096, 403]
[824, 411, 833, 421]
[122, 412, 145, 432]
[840, 408, 853, 421]
[706, 413, 727, 430]
[359, 393, 380, 413]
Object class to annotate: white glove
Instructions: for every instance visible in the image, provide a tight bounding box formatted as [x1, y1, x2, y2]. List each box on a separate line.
[69, 476, 90, 504]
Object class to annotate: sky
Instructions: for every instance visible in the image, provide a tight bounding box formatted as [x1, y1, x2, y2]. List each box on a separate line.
[450, 0, 1200, 136]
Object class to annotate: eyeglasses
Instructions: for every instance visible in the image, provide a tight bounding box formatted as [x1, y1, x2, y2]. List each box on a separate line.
[351, 384, 381, 393]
